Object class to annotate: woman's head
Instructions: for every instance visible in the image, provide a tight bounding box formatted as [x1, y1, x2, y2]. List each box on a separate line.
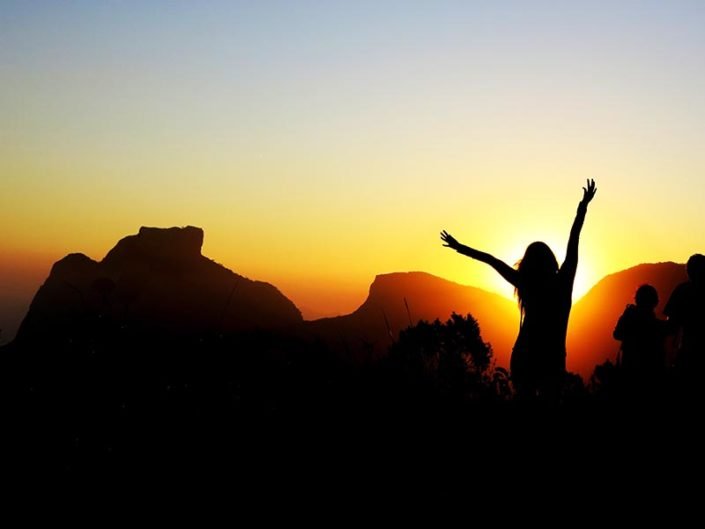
[515, 242, 559, 310]
[517, 242, 559, 279]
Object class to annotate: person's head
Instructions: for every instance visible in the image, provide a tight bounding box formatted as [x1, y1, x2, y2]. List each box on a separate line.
[517, 241, 559, 280]
[516, 242, 559, 309]
[635, 284, 658, 311]
[686, 254, 705, 285]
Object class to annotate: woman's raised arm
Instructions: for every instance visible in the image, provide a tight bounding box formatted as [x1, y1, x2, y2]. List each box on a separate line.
[441, 230, 519, 288]
[562, 179, 597, 282]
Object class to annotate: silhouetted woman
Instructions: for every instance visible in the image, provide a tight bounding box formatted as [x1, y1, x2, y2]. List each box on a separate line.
[441, 179, 597, 399]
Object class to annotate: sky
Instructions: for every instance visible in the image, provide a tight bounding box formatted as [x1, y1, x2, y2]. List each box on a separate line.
[2, 1, 705, 338]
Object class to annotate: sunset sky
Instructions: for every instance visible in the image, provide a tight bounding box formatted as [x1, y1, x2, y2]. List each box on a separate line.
[2, 1, 705, 338]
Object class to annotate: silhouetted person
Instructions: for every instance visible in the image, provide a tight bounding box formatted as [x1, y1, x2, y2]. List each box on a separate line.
[613, 284, 668, 398]
[664, 254, 705, 386]
[441, 179, 596, 400]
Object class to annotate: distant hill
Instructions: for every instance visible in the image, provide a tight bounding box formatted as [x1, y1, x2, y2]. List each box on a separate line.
[14, 226, 302, 345]
[305, 272, 518, 367]
[567, 262, 687, 376]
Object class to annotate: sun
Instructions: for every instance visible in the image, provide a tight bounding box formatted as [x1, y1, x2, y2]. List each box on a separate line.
[505, 237, 595, 303]
[571, 267, 593, 302]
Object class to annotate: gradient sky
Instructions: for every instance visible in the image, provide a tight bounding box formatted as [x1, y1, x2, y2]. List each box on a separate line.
[2, 1, 705, 337]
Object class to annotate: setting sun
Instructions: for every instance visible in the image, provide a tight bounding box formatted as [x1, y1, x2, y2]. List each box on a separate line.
[510, 236, 597, 303]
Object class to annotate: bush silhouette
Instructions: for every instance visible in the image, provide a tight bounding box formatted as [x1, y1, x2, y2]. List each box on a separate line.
[383, 312, 510, 405]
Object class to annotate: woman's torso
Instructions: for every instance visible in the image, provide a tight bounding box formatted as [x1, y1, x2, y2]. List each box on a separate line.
[512, 273, 573, 369]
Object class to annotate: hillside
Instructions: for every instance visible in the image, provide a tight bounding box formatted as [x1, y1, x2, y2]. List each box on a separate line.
[305, 271, 518, 366]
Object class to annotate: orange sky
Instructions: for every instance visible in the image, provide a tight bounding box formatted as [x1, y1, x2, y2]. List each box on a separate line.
[3, 2, 705, 341]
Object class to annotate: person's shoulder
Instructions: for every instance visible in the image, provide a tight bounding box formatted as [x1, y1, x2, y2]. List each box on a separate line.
[619, 304, 637, 318]
[664, 281, 692, 316]
[667, 281, 692, 301]
[674, 281, 692, 292]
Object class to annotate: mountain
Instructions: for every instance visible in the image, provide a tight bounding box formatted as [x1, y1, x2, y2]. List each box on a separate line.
[14, 226, 302, 345]
[567, 262, 687, 377]
[305, 272, 518, 367]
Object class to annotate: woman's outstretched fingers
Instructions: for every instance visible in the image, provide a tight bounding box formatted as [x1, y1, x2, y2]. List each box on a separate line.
[582, 179, 597, 203]
[440, 230, 458, 248]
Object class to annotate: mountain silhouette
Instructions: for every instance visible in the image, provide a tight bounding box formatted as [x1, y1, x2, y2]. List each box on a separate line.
[304, 271, 518, 366]
[7, 225, 691, 382]
[567, 262, 687, 376]
[14, 226, 302, 345]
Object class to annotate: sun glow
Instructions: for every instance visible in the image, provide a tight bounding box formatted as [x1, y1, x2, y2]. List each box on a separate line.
[503, 237, 595, 303]
[3, 2, 705, 346]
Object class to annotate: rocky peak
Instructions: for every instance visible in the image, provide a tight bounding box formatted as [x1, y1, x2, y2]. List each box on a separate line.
[102, 226, 204, 265]
[366, 272, 449, 300]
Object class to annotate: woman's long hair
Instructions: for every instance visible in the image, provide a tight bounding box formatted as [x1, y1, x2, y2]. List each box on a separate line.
[515, 241, 559, 315]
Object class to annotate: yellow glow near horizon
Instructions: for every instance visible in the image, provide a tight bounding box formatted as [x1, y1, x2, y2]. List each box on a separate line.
[2, 2, 705, 332]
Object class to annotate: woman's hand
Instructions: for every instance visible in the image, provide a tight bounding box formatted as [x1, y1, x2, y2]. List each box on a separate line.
[440, 230, 461, 250]
[581, 178, 597, 205]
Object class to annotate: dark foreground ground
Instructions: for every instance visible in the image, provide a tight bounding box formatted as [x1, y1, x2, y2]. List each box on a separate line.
[3, 328, 702, 500]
